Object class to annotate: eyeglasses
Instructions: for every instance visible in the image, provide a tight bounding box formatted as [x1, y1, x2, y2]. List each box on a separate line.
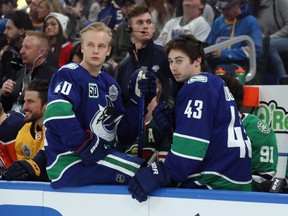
[45, 22, 58, 28]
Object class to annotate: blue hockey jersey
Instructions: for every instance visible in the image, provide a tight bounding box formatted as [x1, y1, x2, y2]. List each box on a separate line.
[44, 63, 142, 188]
[164, 73, 252, 190]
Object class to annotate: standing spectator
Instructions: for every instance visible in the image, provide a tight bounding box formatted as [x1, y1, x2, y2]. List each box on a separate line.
[43, 22, 150, 189]
[2, 79, 50, 182]
[221, 75, 278, 192]
[117, 4, 180, 105]
[128, 34, 252, 203]
[206, 0, 262, 76]
[0, 31, 57, 112]
[251, 0, 288, 84]
[65, 0, 101, 42]
[156, 0, 211, 46]
[0, 101, 25, 175]
[44, 12, 73, 68]
[0, 10, 34, 87]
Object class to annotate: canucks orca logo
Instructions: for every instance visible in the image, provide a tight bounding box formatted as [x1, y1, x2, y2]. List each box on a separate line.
[90, 96, 122, 142]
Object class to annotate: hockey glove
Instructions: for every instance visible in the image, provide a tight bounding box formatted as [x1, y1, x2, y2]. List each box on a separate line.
[128, 161, 170, 202]
[2, 159, 40, 181]
[152, 98, 175, 131]
[128, 69, 156, 105]
[74, 130, 107, 166]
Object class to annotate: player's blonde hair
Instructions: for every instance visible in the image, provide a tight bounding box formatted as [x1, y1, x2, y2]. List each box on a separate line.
[79, 22, 114, 47]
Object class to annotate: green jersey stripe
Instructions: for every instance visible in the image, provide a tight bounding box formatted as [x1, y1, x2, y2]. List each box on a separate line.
[44, 99, 75, 123]
[97, 154, 140, 176]
[47, 152, 81, 181]
[172, 133, 209, 158]
[184, 171, 252, 191]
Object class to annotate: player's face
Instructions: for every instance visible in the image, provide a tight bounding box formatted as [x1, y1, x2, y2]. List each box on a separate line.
[23, 91, 46, 123]
[168, 49, 201, 82]
[130, 12, 155, 43]
[81, 30, 111, 71]
[44, 17, 60, 37]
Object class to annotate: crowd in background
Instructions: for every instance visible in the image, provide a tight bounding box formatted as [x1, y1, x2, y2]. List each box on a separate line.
[0, 0, 287, 197]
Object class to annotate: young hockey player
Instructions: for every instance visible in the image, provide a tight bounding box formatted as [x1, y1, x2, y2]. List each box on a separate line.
[128, 34, 252, 202]
[43, 22, 156, 189]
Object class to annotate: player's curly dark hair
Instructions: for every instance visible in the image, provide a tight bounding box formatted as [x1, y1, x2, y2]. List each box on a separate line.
[221, 76, 244, 110]
[26, 79, 49, 106]
[165, 34, 207, 71]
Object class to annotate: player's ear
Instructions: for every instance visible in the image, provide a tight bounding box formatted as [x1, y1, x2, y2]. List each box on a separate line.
[151, 23, 155, 34]
[107, 46, 112, 56]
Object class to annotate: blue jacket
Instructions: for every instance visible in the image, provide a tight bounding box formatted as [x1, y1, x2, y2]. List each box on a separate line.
[117, 39, 180, 104]
[206, 3, 262, 63]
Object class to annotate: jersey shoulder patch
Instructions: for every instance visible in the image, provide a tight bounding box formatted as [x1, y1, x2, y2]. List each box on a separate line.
[257, 120, 272, 134]
[60, 63, 79, 70]
[187, 75, 208, 84]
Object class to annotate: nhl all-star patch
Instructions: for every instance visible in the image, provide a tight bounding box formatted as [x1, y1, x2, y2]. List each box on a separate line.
[109, 85, 118, 101]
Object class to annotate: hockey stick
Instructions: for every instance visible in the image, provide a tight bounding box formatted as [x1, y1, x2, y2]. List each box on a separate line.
[137, 66, 147, 158]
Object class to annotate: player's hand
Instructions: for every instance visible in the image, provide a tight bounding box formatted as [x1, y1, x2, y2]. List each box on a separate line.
[128, 161, 170, 202]
[129, 69, 156, 105]
[74, 130, 108, 166]
[2, 159, 40, 181]
[152, 98, 175, 131]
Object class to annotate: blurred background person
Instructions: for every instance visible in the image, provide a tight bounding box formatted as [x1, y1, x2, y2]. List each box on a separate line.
[44, 12, 73, 68]
[156, 0, 211, 46]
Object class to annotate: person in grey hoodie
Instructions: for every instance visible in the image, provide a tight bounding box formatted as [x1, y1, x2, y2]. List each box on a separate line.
[251, 0, 288, 84]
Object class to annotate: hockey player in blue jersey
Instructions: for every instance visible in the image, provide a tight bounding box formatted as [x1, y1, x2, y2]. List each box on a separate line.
[43, 22, 156, 189]
[128, 34, 252, 202]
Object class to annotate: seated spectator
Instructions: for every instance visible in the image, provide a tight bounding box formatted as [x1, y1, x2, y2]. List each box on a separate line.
[0, 101, 25, 175]
[0, 30, 57, 112]
[36, 0, 65, 31]
[0, 0, 18, 38]
[0, 10, 34, 87]
[251, 0, 288, 84]
[2, 79, 50, 181]
[206, 0, 262, 76]
[221, 75, 278, 192]
[26, 0, 43, 31]
[156, 0, 211, 46]
[175, 0, 216, 25]
[44, 12, 73, 68]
